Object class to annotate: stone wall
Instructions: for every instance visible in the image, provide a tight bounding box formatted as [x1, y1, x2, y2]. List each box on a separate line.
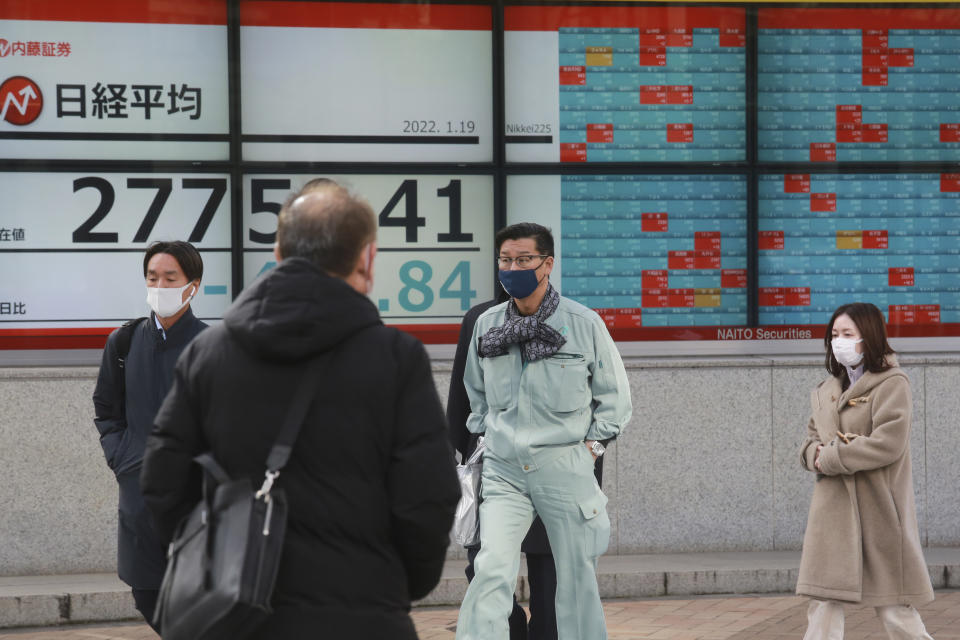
[1, 354, 957, 576]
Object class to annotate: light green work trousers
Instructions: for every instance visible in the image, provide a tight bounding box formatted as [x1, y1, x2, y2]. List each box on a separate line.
[455, 444, 610, 640]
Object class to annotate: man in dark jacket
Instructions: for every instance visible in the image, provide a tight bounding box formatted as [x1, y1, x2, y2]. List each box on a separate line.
[92, 240, 207, 630]
[141, 180, 460, 639]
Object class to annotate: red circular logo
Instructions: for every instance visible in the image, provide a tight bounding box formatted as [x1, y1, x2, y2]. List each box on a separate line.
[0, 39, 11, 57]
[0, 76, 43, 125]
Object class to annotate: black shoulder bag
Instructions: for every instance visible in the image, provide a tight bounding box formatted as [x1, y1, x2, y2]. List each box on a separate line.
[153, 359, 325, 640]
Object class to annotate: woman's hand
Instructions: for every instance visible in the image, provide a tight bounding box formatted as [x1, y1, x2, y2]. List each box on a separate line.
[814, 444, 823, 471]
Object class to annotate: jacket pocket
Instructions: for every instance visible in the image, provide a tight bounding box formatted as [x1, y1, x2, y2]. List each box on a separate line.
[542, 354, 589, 412]
[481, 356, 516, 409]
[578, 490, 610, 558]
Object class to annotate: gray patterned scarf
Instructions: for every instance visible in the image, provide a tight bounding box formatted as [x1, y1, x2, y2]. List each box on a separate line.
[478, 285, 566, 362]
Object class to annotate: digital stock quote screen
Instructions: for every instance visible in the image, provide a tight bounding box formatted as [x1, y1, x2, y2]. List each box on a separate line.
[759, 173, 960, 335]
[759, 8, 960, 162]
[505, 6, 746, 162]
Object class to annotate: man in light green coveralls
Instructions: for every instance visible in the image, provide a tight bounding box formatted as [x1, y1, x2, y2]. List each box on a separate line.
[455, 222, 632, 640]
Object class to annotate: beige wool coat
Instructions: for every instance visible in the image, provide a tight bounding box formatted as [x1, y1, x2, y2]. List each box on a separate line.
[796, 360, 934, 607]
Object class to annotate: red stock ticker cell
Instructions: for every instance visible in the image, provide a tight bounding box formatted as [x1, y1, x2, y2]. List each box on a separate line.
[889, 267, 915, 287]
[759, 230, 785, 250]
[695, 231, 721, 251]
[640, 86, 668, 105]
[559, 66, 586, 86]
[760, 287, 810, 307]
[641, 86, 692, 105]
[560, 143, 586, 162]
[863, 229, 888, 249]
[941, 173, 960, 192]
[586, 123, 613, 143]
[889, 304, 940, 325]
[784, 174, 810, 193]
[596, 308, 643, 329]
[810, 143, 836, 162]
[862, 48, 889, 68]
[863, 66, 888, 86]
[836, 105, 862, 125]
[863, 29, 888, 49]
[667, 123, 694, 143]
[694, 251, 721, 269]
[667, 85, 693, 105]
[719, 28, 746, 47]
[668, 251, 695, 270]
[810, 193, 837, 212]
[836, 124, 863, 143]
[642, 270, 669, 288]
[641, 213, 668, 232]
[862, 123, 888, 143]
[889, 48, 915, 67]
[639, 46, 666, 66]
[941, 124, 960, 143]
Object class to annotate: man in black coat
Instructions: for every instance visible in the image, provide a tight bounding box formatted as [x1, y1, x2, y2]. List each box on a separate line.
[92, 240, 207, 631]
[448, 285, 610, 640]
[141, 181, 460, 639]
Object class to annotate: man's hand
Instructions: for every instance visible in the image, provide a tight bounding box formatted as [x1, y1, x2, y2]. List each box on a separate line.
[814, 444, 823, 471]
[586, 440, 598, 461]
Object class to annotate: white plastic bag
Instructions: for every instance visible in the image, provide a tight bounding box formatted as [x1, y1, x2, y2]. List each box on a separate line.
[452, 436, 484, 547]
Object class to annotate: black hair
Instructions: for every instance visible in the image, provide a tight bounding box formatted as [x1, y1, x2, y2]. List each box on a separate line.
[143, 241, 203, 282]
[824, 302, 895, 381]
[494, 222, 554, 257]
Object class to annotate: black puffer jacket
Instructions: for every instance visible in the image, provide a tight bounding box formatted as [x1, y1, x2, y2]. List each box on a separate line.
[141, 257, 460, 639]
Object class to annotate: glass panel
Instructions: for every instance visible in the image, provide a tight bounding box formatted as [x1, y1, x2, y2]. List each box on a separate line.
[505, 6, 746, 162]
[758, 8, 960, 162]
[240, 1, 493, 162]
[759, 173, 960, 336]
[508, 174, 748, 339]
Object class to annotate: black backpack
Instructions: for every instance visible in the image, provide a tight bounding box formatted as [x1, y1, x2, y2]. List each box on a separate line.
[114, 317, 148, 401]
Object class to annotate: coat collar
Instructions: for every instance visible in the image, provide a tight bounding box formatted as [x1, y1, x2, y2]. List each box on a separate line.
[819, 355, 904, 410]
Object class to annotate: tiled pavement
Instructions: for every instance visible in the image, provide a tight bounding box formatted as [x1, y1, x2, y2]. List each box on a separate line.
[1, 590, 956, 640]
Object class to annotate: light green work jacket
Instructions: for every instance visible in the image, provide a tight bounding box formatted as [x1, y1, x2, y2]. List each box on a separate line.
[464, 296, 632, 471]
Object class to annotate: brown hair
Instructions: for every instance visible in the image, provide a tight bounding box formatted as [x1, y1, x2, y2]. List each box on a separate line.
[824, 302, 895, 381]
[276, 180, 376, 277]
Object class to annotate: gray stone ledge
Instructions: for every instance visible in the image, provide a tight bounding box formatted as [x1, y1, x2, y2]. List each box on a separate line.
[5, 351, 960, 381]
[7, 550, 957, 627]
[0, 366, 98, 380]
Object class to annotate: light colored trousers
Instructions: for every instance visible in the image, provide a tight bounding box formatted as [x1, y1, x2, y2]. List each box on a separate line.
[455, 445, 610, 640]
[803, 599, 935, 640]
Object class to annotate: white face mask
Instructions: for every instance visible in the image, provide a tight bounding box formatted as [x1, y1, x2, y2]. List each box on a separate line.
[831, 337, 864, 368]
[147, 282, 196, 318]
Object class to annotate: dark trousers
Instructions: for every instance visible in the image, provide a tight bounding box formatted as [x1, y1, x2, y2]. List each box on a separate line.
[465, 546, 558, 640]
[132, 588, 161, 634]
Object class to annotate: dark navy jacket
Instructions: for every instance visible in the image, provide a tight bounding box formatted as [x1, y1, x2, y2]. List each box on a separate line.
[93, 308, 207, 588]
[141, 258, 460, 639]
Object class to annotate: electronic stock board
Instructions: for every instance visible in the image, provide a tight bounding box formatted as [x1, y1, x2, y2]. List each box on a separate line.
[4, 3, 960, 349]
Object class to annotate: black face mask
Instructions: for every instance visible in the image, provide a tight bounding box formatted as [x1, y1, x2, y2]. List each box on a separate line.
[498, 268, 540, 299]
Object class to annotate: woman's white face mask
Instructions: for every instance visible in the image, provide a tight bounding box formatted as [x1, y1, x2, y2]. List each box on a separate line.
[831, 337, 864, 368]
[146, 282, 196, 318]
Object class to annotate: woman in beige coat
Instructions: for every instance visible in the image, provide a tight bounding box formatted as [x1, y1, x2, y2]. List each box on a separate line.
[798, 302, 935, 640]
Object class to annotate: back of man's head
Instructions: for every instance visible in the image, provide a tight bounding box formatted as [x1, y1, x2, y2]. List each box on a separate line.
[276, 181, 376, 278]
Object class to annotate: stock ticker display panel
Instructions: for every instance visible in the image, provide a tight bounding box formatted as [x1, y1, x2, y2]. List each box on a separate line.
[558, 175, 748, 334]
[758, 8, 960, 162]
[6, 2, 960, 349]
[505, 6, 746, 162]
[759, 173, 960, 334]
